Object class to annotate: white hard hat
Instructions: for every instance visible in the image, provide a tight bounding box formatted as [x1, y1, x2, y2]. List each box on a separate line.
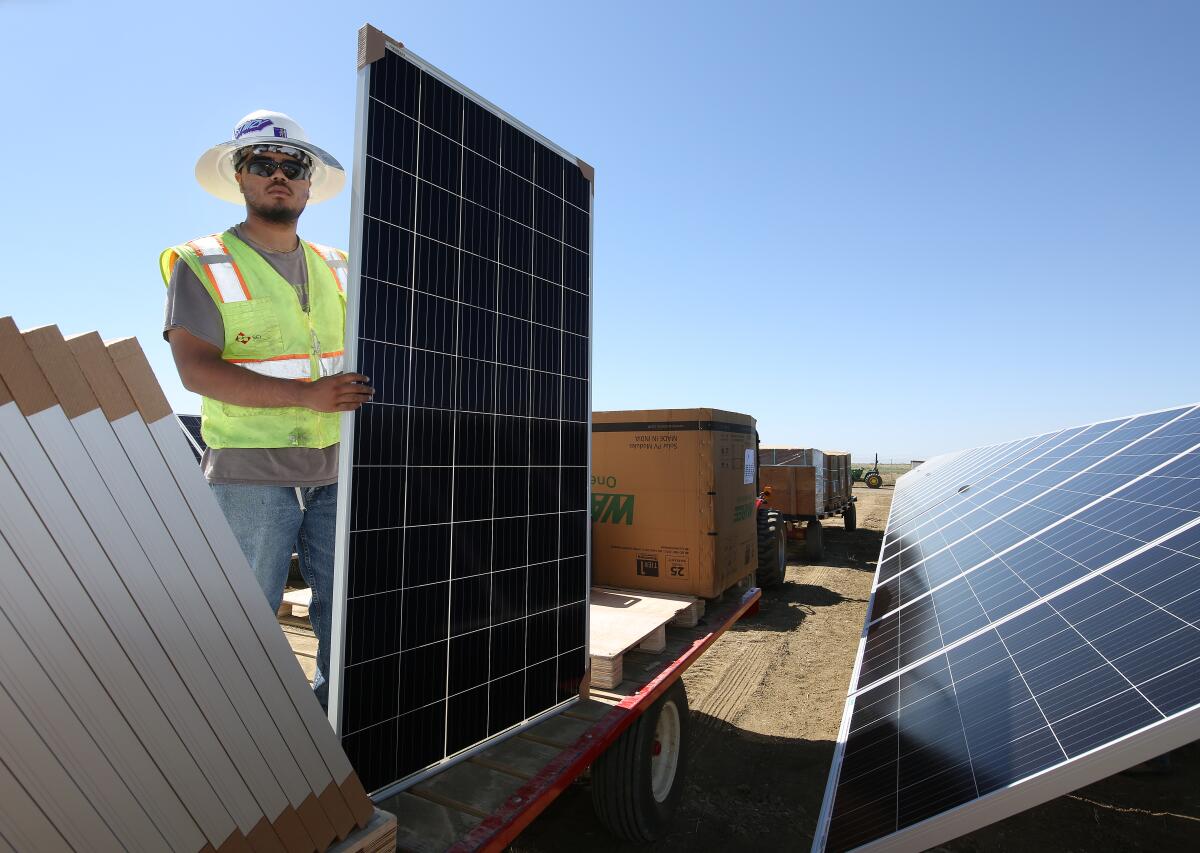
[194, 109, 345, 204]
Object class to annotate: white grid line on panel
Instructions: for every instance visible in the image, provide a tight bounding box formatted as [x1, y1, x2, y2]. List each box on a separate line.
[555, 167, 566, 699]
[389, 65, 424, 771]
[481, 122, 504, 742]
[985, 625, 1069, 758]
[887, 435, 1064, 535]
[440, 89, 467, 760]
[364, 158, 587, 253]
[887, 438, 1040, 526]
[522, 149, 535, 725]
[357, 289, 589, 340]
[340, 642, 587, 740]
[342, 557, 588, 603]
[877, 453, 1200, 632]
[921, 579, 982, 801]
[367, 95, 589, 215]
[348, 397, 587, 422]
[896, 399, 1200, 496]
[350, 516, 586, 535]
[882, 423, 1138, 581]
[870, 418, 1200, 617]
[881, 421, 1133, 581]
[851, 513, 1200, 698]
[957, 527, 1171, 721]
[885, 427, 1092, 552]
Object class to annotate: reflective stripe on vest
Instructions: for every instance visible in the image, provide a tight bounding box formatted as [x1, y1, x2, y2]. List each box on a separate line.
[187, 235, 251, 303]
[227, 350, 345, 380]
[307, 241, 348, 293]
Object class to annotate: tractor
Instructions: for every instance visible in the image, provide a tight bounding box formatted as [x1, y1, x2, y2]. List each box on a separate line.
[853, 454, 885, 489]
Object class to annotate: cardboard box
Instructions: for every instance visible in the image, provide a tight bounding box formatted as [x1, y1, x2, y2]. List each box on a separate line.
[591, 408, 758, 597]
[759, 465, 824, 517]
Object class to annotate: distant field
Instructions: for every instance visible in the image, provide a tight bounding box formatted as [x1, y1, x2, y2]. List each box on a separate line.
[850, 462, 911, 486]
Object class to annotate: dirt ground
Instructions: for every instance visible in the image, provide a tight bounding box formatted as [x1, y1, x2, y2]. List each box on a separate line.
[511, 485, 1200, 852]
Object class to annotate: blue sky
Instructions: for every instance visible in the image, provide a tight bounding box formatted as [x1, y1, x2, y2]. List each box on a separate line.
[1, 1, 1196, 461]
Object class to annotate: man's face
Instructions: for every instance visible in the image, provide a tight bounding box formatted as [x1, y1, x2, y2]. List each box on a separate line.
[235, 149, 312, 224]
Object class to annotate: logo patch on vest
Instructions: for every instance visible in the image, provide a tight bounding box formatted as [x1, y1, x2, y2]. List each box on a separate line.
[236, 332, 252, 344]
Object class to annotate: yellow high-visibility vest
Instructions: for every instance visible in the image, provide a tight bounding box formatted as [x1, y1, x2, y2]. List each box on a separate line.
[160, 231, 348, 449]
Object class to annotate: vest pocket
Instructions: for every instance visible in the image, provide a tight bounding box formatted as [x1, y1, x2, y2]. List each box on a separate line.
[222, 299, 284, 358]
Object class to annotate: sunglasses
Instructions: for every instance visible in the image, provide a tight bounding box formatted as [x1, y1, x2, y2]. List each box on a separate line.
[244, 157, 312, 181]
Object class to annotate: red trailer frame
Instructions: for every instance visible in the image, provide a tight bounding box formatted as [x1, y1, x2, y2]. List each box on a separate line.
[378, 586, 762, 851]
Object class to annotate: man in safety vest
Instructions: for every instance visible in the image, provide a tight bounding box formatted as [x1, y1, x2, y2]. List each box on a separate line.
[162, 110, 372, 708]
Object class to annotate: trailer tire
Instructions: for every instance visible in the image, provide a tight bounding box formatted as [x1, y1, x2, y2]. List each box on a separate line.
[865, 472, 884, 489]
[756, 509, 786, 588]
[591, 680, 690, 842]
[843, 503, 857, 532]
[805, 520, 824, 562]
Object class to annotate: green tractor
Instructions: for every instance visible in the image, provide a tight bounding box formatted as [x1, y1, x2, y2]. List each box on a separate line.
[852, 454, 885, 490]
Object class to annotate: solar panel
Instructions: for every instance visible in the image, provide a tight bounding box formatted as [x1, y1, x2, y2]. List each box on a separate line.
[178, 413, 205, 462]
[329, 25, 592, 797]
[813, 403, 1200, 852]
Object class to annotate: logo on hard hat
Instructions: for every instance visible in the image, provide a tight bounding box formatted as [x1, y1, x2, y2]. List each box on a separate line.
[235, 118, 275, 139]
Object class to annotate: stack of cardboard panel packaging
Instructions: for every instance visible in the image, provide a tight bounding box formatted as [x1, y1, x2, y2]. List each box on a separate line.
[591, 408, 759, 598]
[0, 317, 389, 853]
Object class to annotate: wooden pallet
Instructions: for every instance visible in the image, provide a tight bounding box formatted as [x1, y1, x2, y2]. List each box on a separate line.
[327, 808, 396, 852]
[277, 586, 312, 618]
[588, 588, 700, 689]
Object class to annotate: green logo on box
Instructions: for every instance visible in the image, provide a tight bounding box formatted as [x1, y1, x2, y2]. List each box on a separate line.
[592, 492, 635, 525]
[733, 501, 754, 522]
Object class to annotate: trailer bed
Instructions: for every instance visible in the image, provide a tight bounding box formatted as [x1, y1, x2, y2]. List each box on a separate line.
[369, 585, 762, 852]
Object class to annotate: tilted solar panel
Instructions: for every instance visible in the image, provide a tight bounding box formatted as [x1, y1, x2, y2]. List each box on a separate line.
[330, 26, 592, 797]
[814, 404, 1200, 852]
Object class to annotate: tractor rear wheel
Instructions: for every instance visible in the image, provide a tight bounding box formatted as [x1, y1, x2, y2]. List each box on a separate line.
[865, 472, 884, 489]
[756, 509, 786, 588]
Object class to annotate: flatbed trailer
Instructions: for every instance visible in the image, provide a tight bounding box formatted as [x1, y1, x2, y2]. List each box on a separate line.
[364, 585, 762, 852]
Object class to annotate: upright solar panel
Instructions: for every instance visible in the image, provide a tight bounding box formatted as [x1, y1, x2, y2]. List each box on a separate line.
[814, 403, 1200, 852]
[330, 26, 592, 797]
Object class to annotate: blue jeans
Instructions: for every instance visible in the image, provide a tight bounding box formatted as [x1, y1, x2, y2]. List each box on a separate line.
[211, 483, 337, 708]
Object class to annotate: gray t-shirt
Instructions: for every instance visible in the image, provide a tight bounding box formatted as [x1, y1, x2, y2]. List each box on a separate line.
[163, 223, 339, 486]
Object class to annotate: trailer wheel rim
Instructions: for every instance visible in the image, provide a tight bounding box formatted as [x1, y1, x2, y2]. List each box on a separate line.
[651, 700, 682, 802]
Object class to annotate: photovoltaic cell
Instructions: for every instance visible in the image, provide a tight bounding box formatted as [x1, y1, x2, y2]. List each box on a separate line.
[814, 403, 1200, 852]
[330, 32, 592, 798]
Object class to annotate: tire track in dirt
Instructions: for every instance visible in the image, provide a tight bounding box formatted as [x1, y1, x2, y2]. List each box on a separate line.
[687, 627, 777, 753]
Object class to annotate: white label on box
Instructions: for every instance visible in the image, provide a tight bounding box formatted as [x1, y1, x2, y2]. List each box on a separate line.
[744, 448, 755, 485]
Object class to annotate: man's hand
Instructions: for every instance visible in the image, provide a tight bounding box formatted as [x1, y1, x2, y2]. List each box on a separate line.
[169, 328, 374, 412]
[301, 373, 374, 412]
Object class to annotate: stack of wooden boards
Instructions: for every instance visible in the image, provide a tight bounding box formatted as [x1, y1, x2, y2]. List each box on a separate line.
[0, 318, 386, 853]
